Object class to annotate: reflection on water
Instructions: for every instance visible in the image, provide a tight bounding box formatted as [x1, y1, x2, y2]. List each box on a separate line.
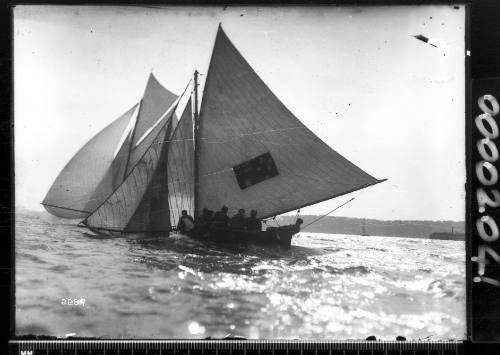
[16, 211, 465, 339]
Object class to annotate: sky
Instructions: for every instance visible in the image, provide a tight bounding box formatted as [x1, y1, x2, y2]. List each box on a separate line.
[14, 5, 466, 221]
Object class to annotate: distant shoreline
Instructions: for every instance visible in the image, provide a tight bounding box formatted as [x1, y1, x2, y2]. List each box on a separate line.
[16, 207, 465, 240]
[275, 215, 465, 239]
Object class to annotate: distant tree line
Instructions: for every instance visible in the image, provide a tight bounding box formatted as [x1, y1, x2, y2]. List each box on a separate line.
[273, 215, 465, 239]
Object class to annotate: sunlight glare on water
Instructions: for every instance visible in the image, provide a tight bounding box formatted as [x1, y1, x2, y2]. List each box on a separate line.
[16, 211, 465, 339]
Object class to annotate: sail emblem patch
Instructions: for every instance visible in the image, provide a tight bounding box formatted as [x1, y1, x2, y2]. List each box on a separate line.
[233, 152, 279, 189]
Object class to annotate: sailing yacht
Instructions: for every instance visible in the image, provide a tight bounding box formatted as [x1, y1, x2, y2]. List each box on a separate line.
[43, 25, 385, 247]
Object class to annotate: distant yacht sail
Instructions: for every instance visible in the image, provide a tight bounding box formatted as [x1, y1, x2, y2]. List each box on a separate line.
[44, 25, 386, 243]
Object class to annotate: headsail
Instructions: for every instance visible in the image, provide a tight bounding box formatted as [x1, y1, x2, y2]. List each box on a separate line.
[42, 103, 139, 219]
[84, 109, 176, 232]
[43, 74, 178, 220]
[167, 98, 195, 227]
[125, 73, 178, 176]
[196, 26, 383, 218]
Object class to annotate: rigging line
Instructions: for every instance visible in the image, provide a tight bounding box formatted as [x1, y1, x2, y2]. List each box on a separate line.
[167, 143, 181, 227]
[186, 114, 195, 217]
[113, 102, 139, 159]
[123, 99, 143, 179]
[301, 197, 357, 230]
[119, 183, 128, 225]
[124, 167, 144, 226]
[85, 81, 194, 222]
[166, 102, 192, 224]
[85, 108, 179, 221]
[170, 120, 187, 224]
[184, 132, 194, 216]
[154, 135, 171, 229]
[141, 125, 306, 144]
[171, 128, 185, 217]
[176, 122, 190, 216]
[135, 78, 194, 147]
[204, 126, 307, 143]
[186, 117, 194, 216]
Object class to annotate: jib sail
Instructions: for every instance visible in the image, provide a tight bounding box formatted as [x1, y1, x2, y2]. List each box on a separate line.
[42, 103, 139, 219]
[125, 73, 178, 176]
[83, 108, 176, 232]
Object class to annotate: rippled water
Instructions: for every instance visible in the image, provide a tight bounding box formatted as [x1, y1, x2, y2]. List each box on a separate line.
[16, 211, 466, 339]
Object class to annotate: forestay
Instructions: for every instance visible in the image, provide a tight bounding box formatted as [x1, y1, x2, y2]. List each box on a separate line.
[197, 27, 382, 219]
[42, 103, 139, 219]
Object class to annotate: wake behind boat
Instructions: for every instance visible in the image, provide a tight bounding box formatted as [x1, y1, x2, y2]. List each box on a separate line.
[42, 25, 386, 247]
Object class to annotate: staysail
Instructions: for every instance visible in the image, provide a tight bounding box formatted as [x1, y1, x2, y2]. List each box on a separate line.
[167, 98, 195, 227]
[42, 103, 139, 219]
[84, 108, 176, 232]
[196, 26, 383, 219]
[126, 73, 178, 176]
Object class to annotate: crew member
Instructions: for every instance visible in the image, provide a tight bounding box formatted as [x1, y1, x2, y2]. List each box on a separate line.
[245, 210, 262, 232]
[177, 210, 195, 234]
[212, 205, 230, 229]
[230, 209, 246, 231]
[195, 208, 212, 235]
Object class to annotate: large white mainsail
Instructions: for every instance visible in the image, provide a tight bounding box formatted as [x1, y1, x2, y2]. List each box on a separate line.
[196, 26, 383, 219]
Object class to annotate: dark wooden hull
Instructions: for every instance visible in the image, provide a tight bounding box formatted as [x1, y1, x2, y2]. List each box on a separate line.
[186, 227, 295, 248]
[83, 224, 297, 247]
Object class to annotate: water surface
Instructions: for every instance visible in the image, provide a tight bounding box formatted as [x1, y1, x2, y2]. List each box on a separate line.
[16, 211, 465, 339]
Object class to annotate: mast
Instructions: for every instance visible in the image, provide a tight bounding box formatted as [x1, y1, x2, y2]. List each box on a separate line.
[193, 70, 200, 217]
